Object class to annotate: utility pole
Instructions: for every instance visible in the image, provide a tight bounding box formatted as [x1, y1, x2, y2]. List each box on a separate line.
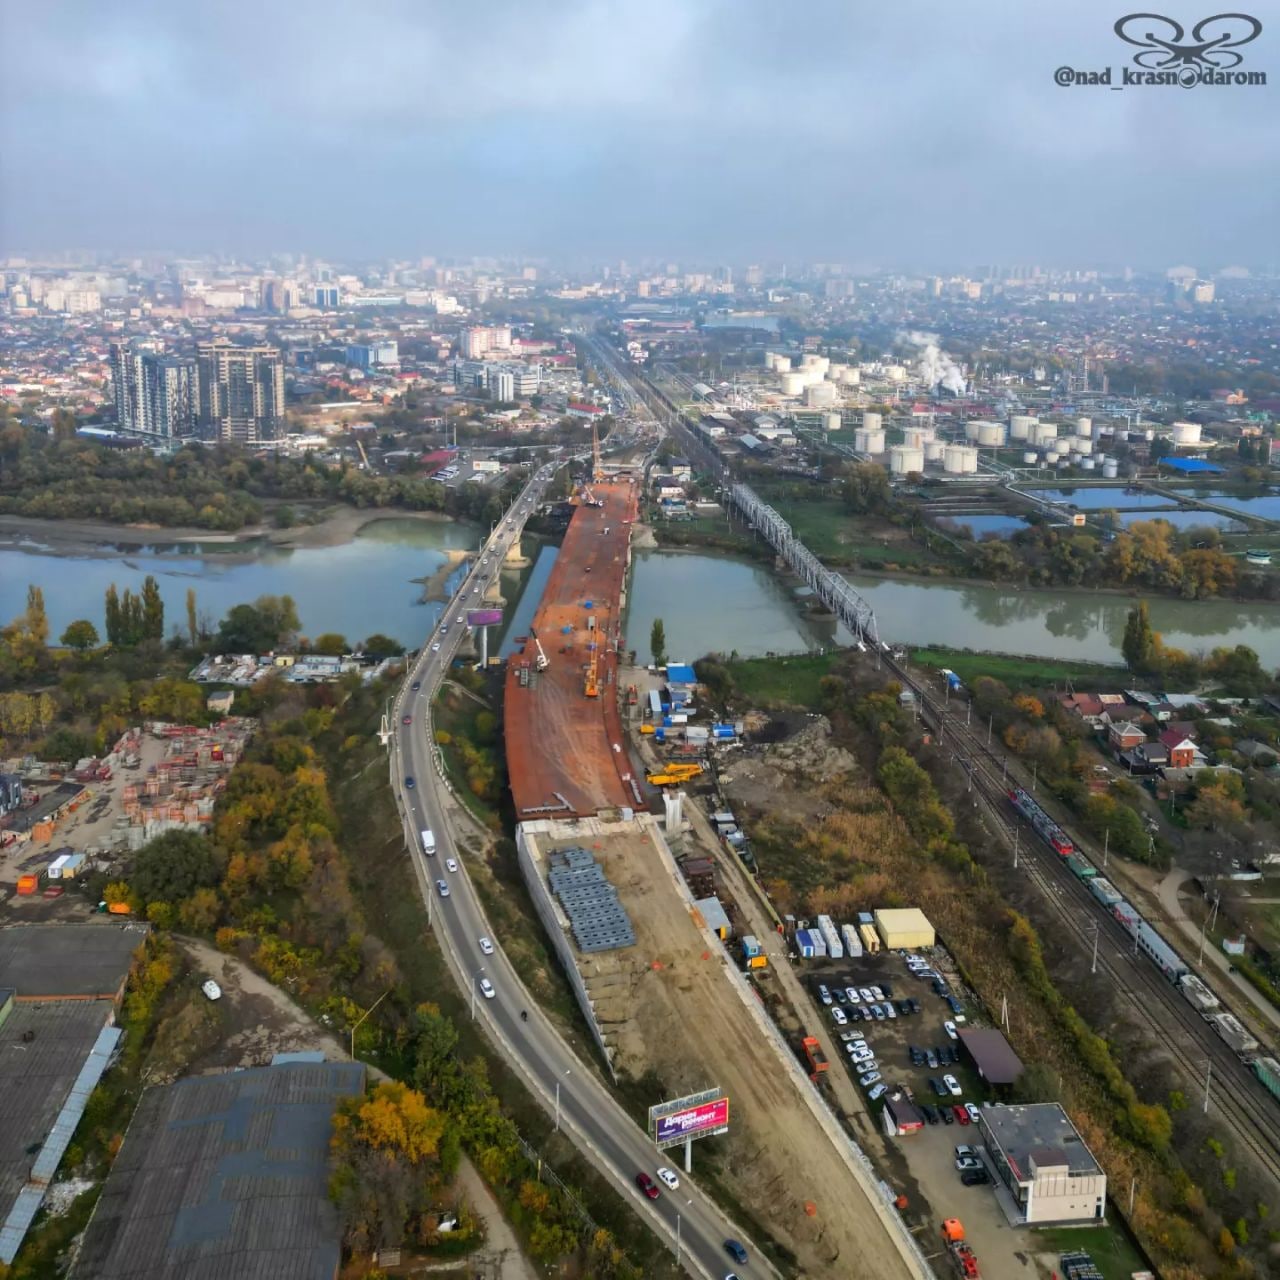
[676, 1213, 682, 1267]
[1013, 828, 1020, 870]
[1198, 904, 1209, 966]
[350, 989, 390, 1061]
[1091, 921, 1100, 975]
[1203, 1060, 1213, 1114]
[1103, 827, 1110, 870]
[965, 701, 972, 728]
[987, 714, 993, 748]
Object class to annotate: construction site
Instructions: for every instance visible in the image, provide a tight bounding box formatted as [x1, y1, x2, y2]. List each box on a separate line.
[503, 451, 921, 1279]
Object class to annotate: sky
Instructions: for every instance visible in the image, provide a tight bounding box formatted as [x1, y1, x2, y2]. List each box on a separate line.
[1, 0, 1277, 267]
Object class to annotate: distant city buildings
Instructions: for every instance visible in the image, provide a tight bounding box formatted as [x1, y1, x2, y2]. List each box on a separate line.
[451, 358, 541, 398]
[462, 325, 512, 358]
[195, 339, 285, 444]
[344, 340, 399, 371]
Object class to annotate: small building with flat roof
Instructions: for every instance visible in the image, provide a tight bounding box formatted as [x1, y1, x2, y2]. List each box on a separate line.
[958, 1027, 1025, 1086]
[979, 1103, 1106, 1226]
[873, 907, 935, 950]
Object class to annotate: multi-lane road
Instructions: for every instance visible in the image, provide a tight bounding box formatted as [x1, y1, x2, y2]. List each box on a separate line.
[386, 463, 769, 1280]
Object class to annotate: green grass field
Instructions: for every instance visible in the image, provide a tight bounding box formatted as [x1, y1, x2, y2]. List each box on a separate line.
[1033, 1224, 1149, 1280]
[725, 652, 841, 707]
[911, 647, 1128, 691]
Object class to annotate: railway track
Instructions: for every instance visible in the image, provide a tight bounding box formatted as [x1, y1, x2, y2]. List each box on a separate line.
[899, 674, 1280, 1186]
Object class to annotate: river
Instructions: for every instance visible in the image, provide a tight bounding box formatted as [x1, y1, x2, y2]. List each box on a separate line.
[4, 520, 1280, 668]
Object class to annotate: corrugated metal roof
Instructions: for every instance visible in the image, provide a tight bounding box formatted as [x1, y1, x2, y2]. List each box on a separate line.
[0, 1024, 121, 1263]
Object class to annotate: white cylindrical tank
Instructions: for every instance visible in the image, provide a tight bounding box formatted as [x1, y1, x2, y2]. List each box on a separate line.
[763, 352, 778, 371]
[862, 411, 883, 432]
[1045, 449, 1061, 465]
[903, 426, 935, 448]
[943, 444, 979, 474]
[889, 444, 925, 474]
[1144, 428, 1156, 442]
[804, 382, 837, 407]
[1023, 450, 1039, 465]
[854, 428, 887, 453]
[964, 420, 983, 441]
[827, 362, 848, 380]
[1009, 414, 1037, 440]
[774, 355, 792, 373]
[1080, 457, 1097, 471]
[823, 411, 842, 432]
[1030, 422, 1059, 446]
[780, 371, 806, 396]
[925, 440, 946, 462]
[1071, 436, 1094, 455]
[978, 422, 1007, 447]
[802, 355, 830, 377]
[1172, 421, 1202, 445]
[839, 367, 861, 385]
[1102, 459, 1119, 479]
[1076, 417, 1093, 438]
[1056, 454, 1071, 468]
[884, 364, 908, 383]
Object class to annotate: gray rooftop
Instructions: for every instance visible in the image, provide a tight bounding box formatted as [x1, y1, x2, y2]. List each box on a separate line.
[75, 1061, 365, 1280]
[981, 1103, 1101, 1181]
[0, 1001, 116, 1226]
[0, 923, 149, 1000]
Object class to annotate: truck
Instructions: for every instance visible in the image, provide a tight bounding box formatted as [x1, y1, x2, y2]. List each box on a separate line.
[941, 1220, 980, 1278]
[802, 1035, 829, 1077]
[421, 829, 436, 856]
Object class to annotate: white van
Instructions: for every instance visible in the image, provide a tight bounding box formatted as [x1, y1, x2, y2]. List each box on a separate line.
[421, 829, 436, 856]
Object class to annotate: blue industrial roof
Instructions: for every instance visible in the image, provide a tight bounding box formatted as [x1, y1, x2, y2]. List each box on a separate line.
[666, 663, 697, 685]
[1162, 457, 1223, 474]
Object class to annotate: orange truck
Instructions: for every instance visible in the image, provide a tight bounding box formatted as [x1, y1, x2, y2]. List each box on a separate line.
[941, 1220, 980, 1278]
[802, 1035, 829, 1076]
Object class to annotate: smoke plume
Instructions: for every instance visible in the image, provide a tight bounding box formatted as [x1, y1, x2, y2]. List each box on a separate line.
[899, 330, 966, 395]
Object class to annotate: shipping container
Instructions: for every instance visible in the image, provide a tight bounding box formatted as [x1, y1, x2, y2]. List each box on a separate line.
[712, 726, 736, 739]
[840, 923, 864, 957]
[107, 901, 131, 915]
[1088, 876, 1122, 907]
[796, 928, 816, 958]
[17, 874, 39, 896]
[47, 853, 70, 879]
[711, 812, 736, 828]
[810, 928, 828, 958]
[857, 912, 875, 926]
[1211, 1011, 1259, 1057]
[747, 954, 768, 969]
[859, 923, 881, 954]
[816, 914, 844, 959]
[742, 935, 762, 958]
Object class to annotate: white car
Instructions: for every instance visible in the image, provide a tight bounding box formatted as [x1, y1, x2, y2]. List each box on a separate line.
[884, 1003, 897, 1020]
[436, 880, 450, 898]
[656, 1166, 680, 1191]
[817, 984, 832, 1006]
[479, 977, 495, 1000]
[859, 1070, 882, 1088]
[944, 1020, 958, 1040]
[445, 857, 458, 873]
[431, 642, 441, 652]
[831, 1006, 847, 1026]
[858, 988, 875, 1003]
[201, 979, 222, 1001]
[456, 614, 464, 624]
[943, 1074, 962, 1097]
[478, 936, 495, 956]
[869, 986, 885, 1001]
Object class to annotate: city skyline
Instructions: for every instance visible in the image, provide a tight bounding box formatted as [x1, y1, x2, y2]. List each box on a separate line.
[2, 0, 1276, 265]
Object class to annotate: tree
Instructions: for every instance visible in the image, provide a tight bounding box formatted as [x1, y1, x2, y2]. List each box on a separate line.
[105, 584, 122, 646]
[1121, 601, 1157, 672]
[186, 587, 199, 647]
[130, 830, 222, 907]
[61, 619, 100, 651]
[843, 461, 891, 514]
[141, 575, 165, 641]
[650, 617, 667, 667]
[312, 633, 349, 656]
[361, 633, 405, 657]
[215, 594, 302, 653]
[25, 585, 48, 651]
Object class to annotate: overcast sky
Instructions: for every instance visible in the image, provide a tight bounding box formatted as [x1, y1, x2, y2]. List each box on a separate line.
[1, 0, 1276, 267]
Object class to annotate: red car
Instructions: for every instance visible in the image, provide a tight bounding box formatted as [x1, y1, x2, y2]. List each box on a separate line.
[402, 714, 412, 725]
[635, 1172, 660, 1200]
[953, 1105, 970, 1126]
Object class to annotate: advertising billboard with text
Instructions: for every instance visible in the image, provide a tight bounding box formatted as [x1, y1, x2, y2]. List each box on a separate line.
[653, 1097, 729, 1146]
[467, 608, 503, 627]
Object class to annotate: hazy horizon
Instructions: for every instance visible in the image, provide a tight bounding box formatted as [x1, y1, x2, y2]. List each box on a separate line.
[2, 0, 1276, 265]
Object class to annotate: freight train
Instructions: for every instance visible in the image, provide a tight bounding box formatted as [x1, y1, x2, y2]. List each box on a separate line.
[1007, 787, 1265, 1062]
[1007, 788, 1074, 856]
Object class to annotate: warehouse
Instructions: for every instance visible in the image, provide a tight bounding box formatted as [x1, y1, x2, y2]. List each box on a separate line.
[873, 907, 935, 949]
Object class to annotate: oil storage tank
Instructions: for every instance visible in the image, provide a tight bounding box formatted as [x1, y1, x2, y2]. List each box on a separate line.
[1010, 415, 1038, 441]
[890, 444, 925, 474]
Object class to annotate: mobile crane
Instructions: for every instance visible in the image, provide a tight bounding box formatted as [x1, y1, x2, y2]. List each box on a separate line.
[528, 626, 550, 672]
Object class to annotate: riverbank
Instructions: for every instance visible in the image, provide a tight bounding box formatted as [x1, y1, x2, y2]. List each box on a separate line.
[0, 504, 455, 563]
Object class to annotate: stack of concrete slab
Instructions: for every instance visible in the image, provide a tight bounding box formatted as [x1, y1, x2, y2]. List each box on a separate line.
[548, 847, 635, 953]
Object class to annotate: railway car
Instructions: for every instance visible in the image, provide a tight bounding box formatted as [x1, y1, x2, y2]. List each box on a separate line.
[1088, 876, 1122, 908]
[1007, 787, 1076, 857]
[1211, 1011, 1259, 1058]
[1065, 854, 1097, 880]
[1179, 973, 1220, 1016]
[1254, 1057, 1280, 1102]
[1134, 921, 1188, 982]
[1112, 899, 1140, 930]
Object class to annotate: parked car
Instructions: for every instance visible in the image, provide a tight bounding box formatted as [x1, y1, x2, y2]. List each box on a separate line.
[833, 988, 847, 1006]
[817, 984, 832, 1006]
[941, 1106, 955, 1125]
[839, 1029, 860, 1044]
[943, 1074, 962, 1097]
[869, 986, 884, 1001]
[953, 1105, 971, 1125]
[831, 1007, 847, 1026]
[954, 1144, 978, 1168]
[868, 1082, 888, 1101]
[859, 1071, 882, 1088]
[909, 1045, 925, 1066]
[926, 1049, 939, 1069]
[961, 1168, 990, 1186]
[858, 1006, 872, 1021]
[884, 1003, 897, 1020]
[921, 1104, 939, 1125]
[944, 1020, 959, 1040]
[872, 1004, 886, 1021]
[201, 980, 222, 1001]
[879, 981, 894, 998]
[845, 986, 860, 1004]
[930, 1077, 949, 1097]
[858, 988, 875, 1004]
[965, 1103, 981, 1124]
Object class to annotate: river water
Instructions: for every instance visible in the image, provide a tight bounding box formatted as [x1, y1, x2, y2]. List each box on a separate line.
[4, 520, 1280, 668]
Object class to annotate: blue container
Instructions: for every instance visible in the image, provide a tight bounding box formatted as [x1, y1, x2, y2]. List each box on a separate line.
[655, 729, 666, 743]
[662, 716, 673, 727]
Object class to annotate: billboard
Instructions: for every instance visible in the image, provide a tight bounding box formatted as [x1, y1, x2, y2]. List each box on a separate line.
[649, 1088, 729, 1148]
[467, 608, 503, 627]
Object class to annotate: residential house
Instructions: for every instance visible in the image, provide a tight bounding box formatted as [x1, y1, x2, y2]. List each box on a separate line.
[1236, 739, 1278, 766]
[1058, 694, 1105, 727]
[652, 476, 685, 500]
[1158, 729, 1199, 770]
[1118, 742, 1168, 774]
[1108, 722, 1147, 753]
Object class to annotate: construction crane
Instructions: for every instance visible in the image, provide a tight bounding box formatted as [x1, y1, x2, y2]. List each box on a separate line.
[528, 626, 550, 672]
[584, 641, 599, 698]
[591, 420, 602, 484]
[646, 763, 703, 786]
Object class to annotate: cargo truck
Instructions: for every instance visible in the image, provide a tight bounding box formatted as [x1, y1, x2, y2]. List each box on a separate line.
[802, 1035, 829, 1077]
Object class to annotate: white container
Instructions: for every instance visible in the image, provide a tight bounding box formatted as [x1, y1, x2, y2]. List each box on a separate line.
[780, 371, 806, 396]
[862, 411, 883, 432]
[1080, 457, 1097, 471]
[804, 382, 837, 407]
[943, 444, 978, 474]
[1071, 436, 1094, 455]
[1030, 422, 1059, 446]
[1172, 421, 1202, 445]
[763, 352, 779, 371]
[774, 355, 791, 373]
[1102, 460, 1119, 479]
[839, 367, 861, 385]
[823, 411, 842, 432]
[1075, 417, 1093, 438]
[883, 364, 908, 383]
[827, 362, 848, 380]
[964, 419, 983, 441]
[1023, 450, 1039, 464]
[1057, 454, 1072, 468]
[903, 426, 930, 449]
[854, 427, 886, 452]
[1009, 415, 1037, 440]
[890, 444, 925, 474]
[977, 422, 1007, 447]
[1045, 450, 1061, 464]
[925, 440, 946, 462]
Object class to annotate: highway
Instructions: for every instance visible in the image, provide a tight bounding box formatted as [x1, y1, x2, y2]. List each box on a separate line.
[386, 462, 770, 1280]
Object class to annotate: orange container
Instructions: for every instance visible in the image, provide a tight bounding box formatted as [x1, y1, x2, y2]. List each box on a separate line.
[107, 901, 131, 915]
[17, 875, 39, 895]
